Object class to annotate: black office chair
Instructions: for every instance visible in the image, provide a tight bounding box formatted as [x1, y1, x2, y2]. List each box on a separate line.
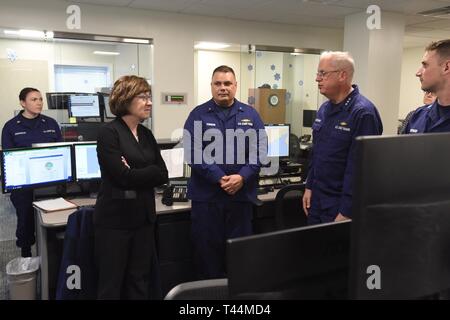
[164, 278, 229, 300]
[289, 133, 301, 163]
[274, 183, 306, 230]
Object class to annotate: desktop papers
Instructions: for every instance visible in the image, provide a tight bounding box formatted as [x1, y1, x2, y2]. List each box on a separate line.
[33, 197, 77, 212]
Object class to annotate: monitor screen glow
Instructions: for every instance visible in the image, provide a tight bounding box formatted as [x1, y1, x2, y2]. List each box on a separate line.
[69, 94, 100, 118]
[1, 145, 73, 193]
[265, 124, 290, 158]
[160, 148, 184, 179]
[74, 143, 101, 181]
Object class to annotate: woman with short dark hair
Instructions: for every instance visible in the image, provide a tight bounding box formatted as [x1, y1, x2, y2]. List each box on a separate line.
[1, 87, 62, 257]
[94, 75, 168, 299]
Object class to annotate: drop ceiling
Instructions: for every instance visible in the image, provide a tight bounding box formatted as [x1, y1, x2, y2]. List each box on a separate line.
[58, 0, 450, 48]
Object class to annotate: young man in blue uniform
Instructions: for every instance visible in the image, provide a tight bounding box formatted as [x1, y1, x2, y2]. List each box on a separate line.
[403, 39, 450, 134]
[184, 65, 265, 279]
[302, 52, 383, 225]
[1, 87, 62, 257]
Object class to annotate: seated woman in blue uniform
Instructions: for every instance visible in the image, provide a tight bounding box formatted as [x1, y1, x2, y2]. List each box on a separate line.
[94, 75, 168, 299]
[1, 87, 62, 257]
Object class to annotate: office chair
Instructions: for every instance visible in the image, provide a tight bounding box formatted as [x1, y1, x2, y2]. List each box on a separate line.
[289, 133, 301, 163]
[164, 278, 229, 300]
[274, 183, 306, 230]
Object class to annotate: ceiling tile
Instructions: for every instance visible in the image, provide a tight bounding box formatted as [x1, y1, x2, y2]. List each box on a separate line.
[129, 0, 201, 12]
[69, 0, 133, 6]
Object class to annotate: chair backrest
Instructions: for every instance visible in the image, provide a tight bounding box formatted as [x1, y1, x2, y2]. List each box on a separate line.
[289, 133, 301, 162]
[56, 207, 97, 300]
[274, 183, 306, 230]
[164, 278, 229, 300]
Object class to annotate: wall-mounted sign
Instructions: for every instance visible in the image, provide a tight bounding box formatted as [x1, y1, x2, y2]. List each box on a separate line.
[162, 93, 187, 105]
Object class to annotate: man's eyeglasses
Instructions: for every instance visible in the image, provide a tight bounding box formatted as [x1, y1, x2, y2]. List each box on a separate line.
[316, 70, 340, 79]
[136, 94, 152, 102]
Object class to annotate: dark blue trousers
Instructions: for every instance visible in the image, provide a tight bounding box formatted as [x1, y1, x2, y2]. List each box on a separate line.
[307, 195, 340, 225]
[191, 201, 253, 280]
[10, 189, 35, 248]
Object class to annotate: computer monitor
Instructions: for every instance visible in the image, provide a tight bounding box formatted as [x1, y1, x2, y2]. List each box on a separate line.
[98, 93, 115, 120]
[1, 145, 73, 193]
[160, 148, 184, 179]
[265, 124, 290, 158]
[76, 122, 102, 141]
[73, 143, 101, 181]
[68, 94, 101, 118]
[227, 220, 351, 299]
[350, 133, 450, 299]
[303, 110, 317, 128]
[46, 92, 75, 110]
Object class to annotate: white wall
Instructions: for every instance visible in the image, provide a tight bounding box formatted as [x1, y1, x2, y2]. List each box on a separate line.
[195, 49, 322, 138]
[0, 38, 117, 131]
[0, 0, 343, 139]
[344, 11, 405, 135]
[195, 50, 241, 105]
[399, 47, 424, 119]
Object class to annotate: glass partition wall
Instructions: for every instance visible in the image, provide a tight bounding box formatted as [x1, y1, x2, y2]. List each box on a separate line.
[240, 45, 323, 139]
[0, 28, 153, 144]
[194, 43, 323, 140]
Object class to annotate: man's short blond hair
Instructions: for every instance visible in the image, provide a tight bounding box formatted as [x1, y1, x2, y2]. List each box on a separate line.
[320, 51, 355, 81]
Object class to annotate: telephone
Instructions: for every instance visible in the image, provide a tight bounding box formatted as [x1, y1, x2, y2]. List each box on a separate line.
[300, 134, 311, 143]
[162, 185, 188, 206]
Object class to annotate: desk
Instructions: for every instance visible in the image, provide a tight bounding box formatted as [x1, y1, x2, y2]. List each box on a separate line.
[34, 195, 191, 300]
[34, 190, 304, 299]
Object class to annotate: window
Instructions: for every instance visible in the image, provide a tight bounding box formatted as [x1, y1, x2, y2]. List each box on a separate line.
[54, 65, 110, 93]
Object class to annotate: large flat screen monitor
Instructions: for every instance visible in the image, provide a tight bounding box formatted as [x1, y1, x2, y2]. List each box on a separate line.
[265, 124, 290, 158]
[160, 147, 184, 179]
[350, 133, 450, 299]
[73, 143, 101, 181]
[68, 94, 100, 118]
[1, 145, 73, 193]
[227, 220, 351, 299]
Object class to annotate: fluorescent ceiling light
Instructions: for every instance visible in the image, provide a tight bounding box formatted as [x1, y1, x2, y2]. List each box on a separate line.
[194, 42, 230, 50]
[123, 38, 150, 44]
[93, 51, 120, 56]
[4, 29, 53, 39]
[290, 53, 301, 56]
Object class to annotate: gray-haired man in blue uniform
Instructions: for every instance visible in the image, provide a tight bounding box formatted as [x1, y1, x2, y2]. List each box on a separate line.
[302, 52, 383, 225]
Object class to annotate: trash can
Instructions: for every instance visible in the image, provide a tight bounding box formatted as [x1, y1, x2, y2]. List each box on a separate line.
[6, 257, 40, 300]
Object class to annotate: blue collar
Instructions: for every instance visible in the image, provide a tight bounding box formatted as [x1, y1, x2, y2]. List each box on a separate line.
[327, 84, 359, 115]
[207, 99, 244, 119]
[428, 100, 450, 125]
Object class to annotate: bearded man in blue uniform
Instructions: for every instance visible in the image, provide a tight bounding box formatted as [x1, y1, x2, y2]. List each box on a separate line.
[302, 52, 383, 225]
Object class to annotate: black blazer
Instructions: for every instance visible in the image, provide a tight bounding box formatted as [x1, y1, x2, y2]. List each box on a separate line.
[94, 118, 168, 229]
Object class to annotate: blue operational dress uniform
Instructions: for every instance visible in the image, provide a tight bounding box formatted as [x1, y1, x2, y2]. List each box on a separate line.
[305, 85, 383, 224]
[184, 98, 265, 279]
[403, 100, 450, 134]
[1, 111, 62, 252]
